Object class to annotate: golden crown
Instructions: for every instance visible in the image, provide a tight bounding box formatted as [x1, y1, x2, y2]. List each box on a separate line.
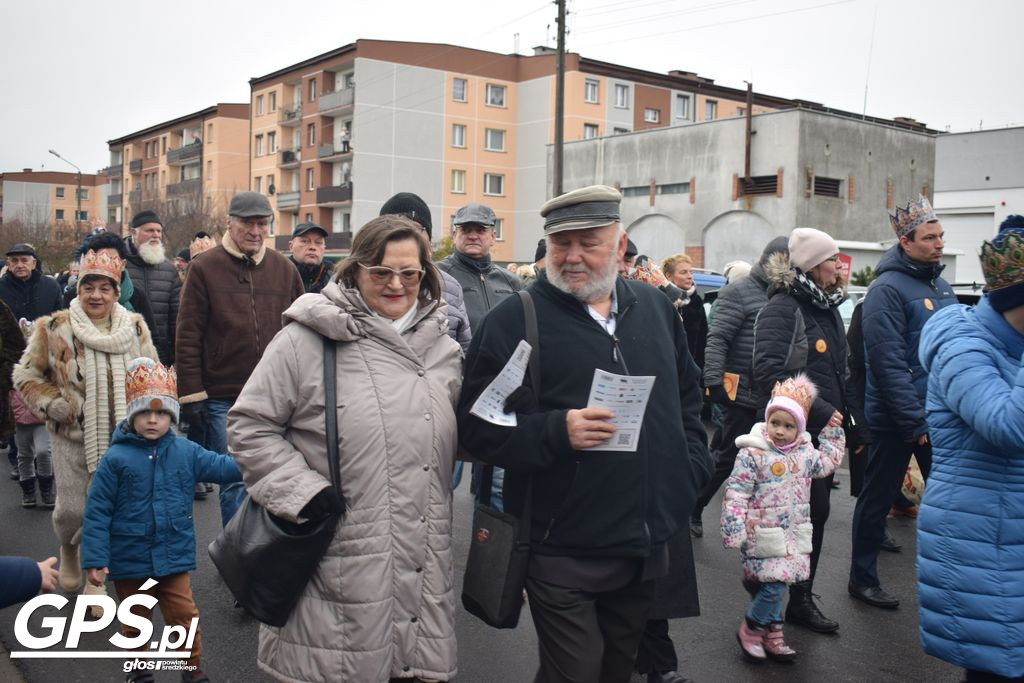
[80, 249, 124, 283]
[889, 195, 938, 238]
[770, 375, 817, 416]
[981, 230, 1024, 291]
[126, 360, 178, 406]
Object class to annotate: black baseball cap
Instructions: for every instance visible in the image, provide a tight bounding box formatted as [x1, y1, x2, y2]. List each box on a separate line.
[292, 222, 328, 238]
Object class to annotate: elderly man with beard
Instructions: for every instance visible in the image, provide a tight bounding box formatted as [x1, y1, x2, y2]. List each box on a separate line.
[459, 185, 710, 682]
[123, 211, 181, 366]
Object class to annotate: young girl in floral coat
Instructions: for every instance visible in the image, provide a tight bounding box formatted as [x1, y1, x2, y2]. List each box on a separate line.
[721, 374, 845, 661]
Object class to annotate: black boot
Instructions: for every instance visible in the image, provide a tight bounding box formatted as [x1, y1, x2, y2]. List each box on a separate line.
[20, 478, 36, 508]
[785, 580, 838, 633]
[38, 476, 55, 509]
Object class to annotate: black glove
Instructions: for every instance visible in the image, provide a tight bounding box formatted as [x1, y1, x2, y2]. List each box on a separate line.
[707, 384, 731, 405]
[300, 487, 345, 522]
[180, 401, 207, 431]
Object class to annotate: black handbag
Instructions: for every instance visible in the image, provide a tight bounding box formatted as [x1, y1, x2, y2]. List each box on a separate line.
[461, 290, 537, 629]
[209, 337, 342, 628]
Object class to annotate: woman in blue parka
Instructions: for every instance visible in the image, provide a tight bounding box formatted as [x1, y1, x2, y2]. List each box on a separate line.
[917, 216, 1024, 682]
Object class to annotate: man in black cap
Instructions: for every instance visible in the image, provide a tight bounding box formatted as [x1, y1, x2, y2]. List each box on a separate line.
[288, 222, 331, 293]
[176, 191, 304, 525]
[173, 248, 189, 283]
[459, 185, 709, 683]
[123, 210, 181, 365]
[0, 244, 63, 322]
[618, 238, 639, 276]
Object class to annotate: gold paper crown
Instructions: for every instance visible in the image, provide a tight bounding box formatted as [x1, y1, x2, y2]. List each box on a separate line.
[770, 375, 816, 416]
[981, 230, 1024, 291]
[80, 249, 124, 284]
[889, 195, 938, 238]
[126, 361, 178, 406]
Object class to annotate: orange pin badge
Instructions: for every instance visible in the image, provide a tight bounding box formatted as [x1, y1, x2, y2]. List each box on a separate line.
[815, 339, 828, 353]
[770, 461, 787, 477]
[924, 298, 934, 311]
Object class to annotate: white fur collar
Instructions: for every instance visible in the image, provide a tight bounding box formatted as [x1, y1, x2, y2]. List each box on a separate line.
[734, 422, 811, 451]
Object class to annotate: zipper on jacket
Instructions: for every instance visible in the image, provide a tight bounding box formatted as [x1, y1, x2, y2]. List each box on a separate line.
[479, 272, 491, 310]
[610, 299, 634, 370]
[246, 262, 263, 358]
[541, 461, 580, 544]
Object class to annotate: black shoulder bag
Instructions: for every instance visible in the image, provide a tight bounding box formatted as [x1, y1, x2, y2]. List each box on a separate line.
[209, 337, 342, 628]
[461, 290, 538, 629]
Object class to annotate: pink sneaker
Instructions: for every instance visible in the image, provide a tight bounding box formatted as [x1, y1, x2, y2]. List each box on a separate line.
[737, 620, 767, 660]
[762, 622, 797, 662]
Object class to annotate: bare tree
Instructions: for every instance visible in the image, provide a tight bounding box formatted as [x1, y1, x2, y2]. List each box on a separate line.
[127, 185, 226, 256]
[0, 201, 87, 273]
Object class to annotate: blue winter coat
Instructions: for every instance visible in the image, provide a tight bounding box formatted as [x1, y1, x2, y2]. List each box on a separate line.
[0, 556, 42, 608]
[917, 298, 1024, 678]
[81, 421, 242, 580]
[863, 246, 956, 439]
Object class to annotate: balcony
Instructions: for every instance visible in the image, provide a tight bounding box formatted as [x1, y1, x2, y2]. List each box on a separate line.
[276, 191, 300, 210]
[128, 190, 141, 204]
[317, 88, 354, 115]
[279, 149, 301, 168]
[106, 164, 123, 178]
[167, 143, 202, 166]
[317, 143, 352, 162]
[108, 193, 123, 206]
[129, 160, 142, 174]
[166, 178, 202, 197]
[316, 183, 353, 206]
[279, 106, 302, 127]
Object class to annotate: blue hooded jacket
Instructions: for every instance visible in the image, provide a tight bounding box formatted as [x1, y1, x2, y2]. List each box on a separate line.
[81, 421, 242, 580]
[917, 298, 1024, 677]
[862, 245, 956, 438]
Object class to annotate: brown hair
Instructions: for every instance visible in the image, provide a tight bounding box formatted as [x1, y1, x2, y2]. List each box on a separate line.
[335, 215, 441, 306]
[661, 252, 693, 277]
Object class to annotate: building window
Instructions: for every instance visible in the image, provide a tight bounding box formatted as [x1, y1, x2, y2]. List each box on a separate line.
[736, 107, 746, 117]
[55, 209, 64, 220]
[483, 173, 504, 196]
[452, 123, 466, 148]
[55, 187, 65, 198]
[622, 186, 648, 197]
[644, 108, 660, 123]
[145, 142, 151, 158]
[583, 124, 599, 139]
[676, 94, 690, 119]
[162, 136, 167, 154]
[254, 176, 262, 193]
[306, 168, 315, 191]
[705, 100, 717, 120]
[584, 79, 599, 104]
[658, 182, 690, 195]
[814, 176, 842, 198]
[307, 123, 316, 147]
[257, 95, 264, 115]
[493, 218, 504, 240]
[207, 160, 213, 180]
[75, 211, 87, 221]
[615, 84, 629, 108]
[207, 123, 214, 143]
[739, 174, 778, 196]
[484, 128, 505, 152]
[268, 131, 277, 153]
[613, 127, 630, 135]
[305, 213, 313, 223]
[486, 84, 506, 107]
[255, 134, 264, 156]
[309, 78, 317, 102]
[452, 78, 467, 102]
[267, 174, 275, 194]
[269, 92, 277, 112]
[77, 188, 89, 200]
[451, 169, 466, 194]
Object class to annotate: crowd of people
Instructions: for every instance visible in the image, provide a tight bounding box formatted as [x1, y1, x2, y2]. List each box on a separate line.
[0, 185, 1021, 683]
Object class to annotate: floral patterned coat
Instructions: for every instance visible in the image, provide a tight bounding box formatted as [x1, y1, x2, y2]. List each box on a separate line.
[721, 422, 844, 583]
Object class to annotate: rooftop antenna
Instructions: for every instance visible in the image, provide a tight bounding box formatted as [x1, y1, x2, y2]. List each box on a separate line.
[862, 3, 878, 119]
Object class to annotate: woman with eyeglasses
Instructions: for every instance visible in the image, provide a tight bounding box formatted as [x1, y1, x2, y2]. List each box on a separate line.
[227, 215, 462, 683]
[748, 227, 867, 637]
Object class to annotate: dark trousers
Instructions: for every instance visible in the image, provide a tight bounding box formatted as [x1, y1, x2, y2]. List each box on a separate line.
[965, 669, 1024, 682]
[806, 473, 833, 584]
[850, 434, 931, 587]
[635, 618, 676, 674]
[527, 573, 655, 683]
[693, 404, 757, 517]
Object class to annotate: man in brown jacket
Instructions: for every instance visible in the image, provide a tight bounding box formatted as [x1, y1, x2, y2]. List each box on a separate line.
[176, 192, 304, 525]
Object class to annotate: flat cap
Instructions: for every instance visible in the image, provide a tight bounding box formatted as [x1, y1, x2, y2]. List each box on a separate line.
[228, 192, 273, 218]
[5, 243, 36, 258]
[540, 185, 621, 234]
[453, 203, 497, 227]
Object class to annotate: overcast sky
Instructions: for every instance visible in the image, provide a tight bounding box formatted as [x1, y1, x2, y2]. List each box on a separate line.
[3, 0, 1019, 175]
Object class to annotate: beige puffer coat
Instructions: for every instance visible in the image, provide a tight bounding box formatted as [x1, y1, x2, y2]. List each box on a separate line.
[227, 281, 462, 683]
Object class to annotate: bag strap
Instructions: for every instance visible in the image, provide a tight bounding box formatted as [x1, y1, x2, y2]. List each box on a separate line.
[323, 337, 341, 492]
[516, 291, 537, 544]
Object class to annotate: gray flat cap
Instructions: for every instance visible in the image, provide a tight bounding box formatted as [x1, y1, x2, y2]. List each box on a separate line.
[228, 192, 273, 218]
[453, 203, 497, 227]
[540, 185, 621, 234]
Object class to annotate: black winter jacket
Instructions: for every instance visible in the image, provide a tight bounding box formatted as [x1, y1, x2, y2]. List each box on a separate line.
[437, 251, 522, 331]
[123, 238, 181, 365]
[289, 256, 332, 294]
[458, 273, 711, 558]
[0, 268, 63, 322]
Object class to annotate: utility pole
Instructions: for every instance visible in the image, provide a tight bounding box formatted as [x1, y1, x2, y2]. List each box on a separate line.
[48, 149, 82, 226]
[553, 0, 566, 197]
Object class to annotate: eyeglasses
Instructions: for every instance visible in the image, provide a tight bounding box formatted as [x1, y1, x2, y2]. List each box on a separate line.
[359, 263, 425, 285]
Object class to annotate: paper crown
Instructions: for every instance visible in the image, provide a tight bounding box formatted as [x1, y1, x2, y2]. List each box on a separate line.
[189, 235, 216, 259]
[769, 374, 817, 417]
[889, 195, 938, 238]
[981, 228, 1024, 291]
[126, 357, 178, 417]
[79, 249, 124, 284]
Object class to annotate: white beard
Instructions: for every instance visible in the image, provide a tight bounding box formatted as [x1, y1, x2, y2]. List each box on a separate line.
[138, 241, 166, 265]
[548, 247, 619, 303]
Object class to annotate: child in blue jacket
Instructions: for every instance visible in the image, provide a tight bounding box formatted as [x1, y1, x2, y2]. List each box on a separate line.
[82, 358, 241, 683]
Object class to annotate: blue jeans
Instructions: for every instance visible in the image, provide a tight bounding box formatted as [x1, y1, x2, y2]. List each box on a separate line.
[471, 464, 505, 512]
[187, 398, 244, 527]
[747, 581, 786, 626]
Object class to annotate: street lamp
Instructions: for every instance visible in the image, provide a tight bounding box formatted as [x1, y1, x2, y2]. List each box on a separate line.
[48, 149, 82, 226]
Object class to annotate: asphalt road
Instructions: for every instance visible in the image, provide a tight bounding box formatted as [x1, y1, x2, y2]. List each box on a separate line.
[0, 461, 963, 682]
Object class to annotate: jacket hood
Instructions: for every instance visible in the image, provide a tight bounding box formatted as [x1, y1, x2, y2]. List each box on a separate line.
[283, 279, 446, 343]
[735, 421, 811, 452]
[764, 251, 796, 294]
[759, 236, 790, 266]
[111, 419, 175, 448]
[875, 244, 946, 281]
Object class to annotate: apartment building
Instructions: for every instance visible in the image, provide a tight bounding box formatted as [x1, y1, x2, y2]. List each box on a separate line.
[249, 39, 793, 260]
[106, 104, 250, 229]
[0, 169, 108, 227]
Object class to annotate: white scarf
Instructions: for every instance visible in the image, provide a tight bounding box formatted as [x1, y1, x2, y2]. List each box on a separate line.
[69, 299, 137, 472]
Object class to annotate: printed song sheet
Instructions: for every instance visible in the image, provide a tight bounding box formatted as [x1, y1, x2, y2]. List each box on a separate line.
[584, 370, 656, 452]
[469, 339, 532, 427]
